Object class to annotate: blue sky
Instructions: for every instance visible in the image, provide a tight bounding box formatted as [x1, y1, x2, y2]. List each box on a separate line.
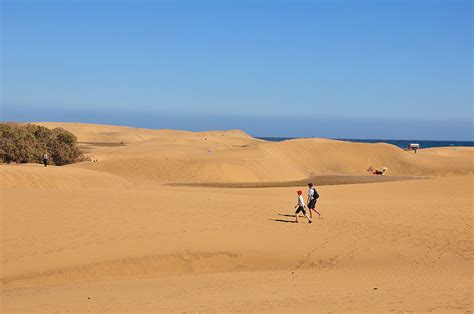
[1, 0, 472, 139]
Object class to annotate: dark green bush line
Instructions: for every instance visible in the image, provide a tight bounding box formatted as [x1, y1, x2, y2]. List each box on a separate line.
[0, 122, 85, 165]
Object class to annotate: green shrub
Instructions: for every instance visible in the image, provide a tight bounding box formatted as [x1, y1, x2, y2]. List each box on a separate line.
[50, 127, 82, 165]
[0, 122, 84, 165]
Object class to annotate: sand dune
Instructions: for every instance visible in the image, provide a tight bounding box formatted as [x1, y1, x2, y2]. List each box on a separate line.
[1, 122, 473, 312]
[0, 164, 131, 189]
[38, 122, 254, 144]
[35, 122, 474, 185]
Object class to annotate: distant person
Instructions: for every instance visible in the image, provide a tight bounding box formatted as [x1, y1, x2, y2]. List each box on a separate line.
[295, 190, 312, 224]
[307, 183, 322, 219]
[42, 153, 49, 167]
[367, 166, 387, 175]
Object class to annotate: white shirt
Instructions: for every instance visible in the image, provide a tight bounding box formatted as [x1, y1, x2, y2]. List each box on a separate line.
[298, 195, 305, 207]
[308, 188, 315, 200]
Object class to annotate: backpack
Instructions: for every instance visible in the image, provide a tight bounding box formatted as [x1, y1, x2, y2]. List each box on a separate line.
[312, 187, 319, 199]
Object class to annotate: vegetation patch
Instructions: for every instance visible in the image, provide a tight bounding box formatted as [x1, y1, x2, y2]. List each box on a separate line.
[0, 122, 86, 165]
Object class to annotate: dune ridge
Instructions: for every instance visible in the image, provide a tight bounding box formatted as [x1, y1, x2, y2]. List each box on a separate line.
[2, 250, 290, 289]
[27, 122, 474, 186]
[0, 164, 131, 189]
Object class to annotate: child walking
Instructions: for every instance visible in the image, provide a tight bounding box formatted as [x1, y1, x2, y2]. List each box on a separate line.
[295, 190, 312, 223]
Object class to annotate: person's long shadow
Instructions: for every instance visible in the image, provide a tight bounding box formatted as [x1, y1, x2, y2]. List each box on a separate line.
[269, 213, 305, 223]
[269, 218, 295, 223]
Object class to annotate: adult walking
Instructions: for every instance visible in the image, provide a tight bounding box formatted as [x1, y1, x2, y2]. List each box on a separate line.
[42, 153, 49, 167]
[307, 183, 322, 219]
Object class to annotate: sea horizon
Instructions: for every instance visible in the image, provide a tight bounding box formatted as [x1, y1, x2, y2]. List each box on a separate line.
[257, 137, 474, 149]
[1, 119, 473, 148]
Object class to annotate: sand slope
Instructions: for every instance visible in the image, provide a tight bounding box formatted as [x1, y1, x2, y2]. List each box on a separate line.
[33, 123, 474, 185]
[1, 122, 473, 312]
[0, 164, 131, 189]
[1, 175, 472, 312]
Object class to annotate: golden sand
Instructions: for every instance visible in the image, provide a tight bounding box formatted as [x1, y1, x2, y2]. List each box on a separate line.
[1, 122, 472, 312]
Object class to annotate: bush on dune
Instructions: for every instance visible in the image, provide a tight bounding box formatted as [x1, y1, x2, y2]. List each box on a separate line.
[49, 127, 83, 165]
[0, 122, 85, 165]
[0, 123, 37, 163]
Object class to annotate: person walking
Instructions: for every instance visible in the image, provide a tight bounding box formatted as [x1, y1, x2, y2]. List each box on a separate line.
[295, 190, 312, 224]
[307, 183, 322, 219]
[42, 153, 49, 167]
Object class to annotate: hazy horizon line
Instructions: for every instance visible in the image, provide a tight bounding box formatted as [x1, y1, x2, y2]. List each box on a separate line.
[1, 119, 472, 143]
[1, 105, 472, 141]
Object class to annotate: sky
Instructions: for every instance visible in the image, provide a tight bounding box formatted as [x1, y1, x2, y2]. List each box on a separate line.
[1, 0, 472, 140]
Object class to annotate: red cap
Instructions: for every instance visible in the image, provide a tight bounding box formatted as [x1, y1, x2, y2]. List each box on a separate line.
[297, 190, 302, 195]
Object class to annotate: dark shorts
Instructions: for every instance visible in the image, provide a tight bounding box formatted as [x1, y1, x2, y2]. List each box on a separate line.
[295, 206, 306, 215]
[308, 199, 317, 209]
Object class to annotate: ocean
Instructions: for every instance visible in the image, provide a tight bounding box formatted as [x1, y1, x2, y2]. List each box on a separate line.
[256, 138, 474, 149]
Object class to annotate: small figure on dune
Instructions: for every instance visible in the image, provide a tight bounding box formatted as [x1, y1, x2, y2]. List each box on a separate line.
[295, 190, 312, 224]
[367, 166, 388, 175]
[42, 153, 49, 167]
[307, 183, 322, 219]
[407, 143, 420, 154]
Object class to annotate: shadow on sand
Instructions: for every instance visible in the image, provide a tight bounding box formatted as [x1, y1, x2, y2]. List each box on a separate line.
[269, 213, 310, 223]
[268, 218, 295, 223]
